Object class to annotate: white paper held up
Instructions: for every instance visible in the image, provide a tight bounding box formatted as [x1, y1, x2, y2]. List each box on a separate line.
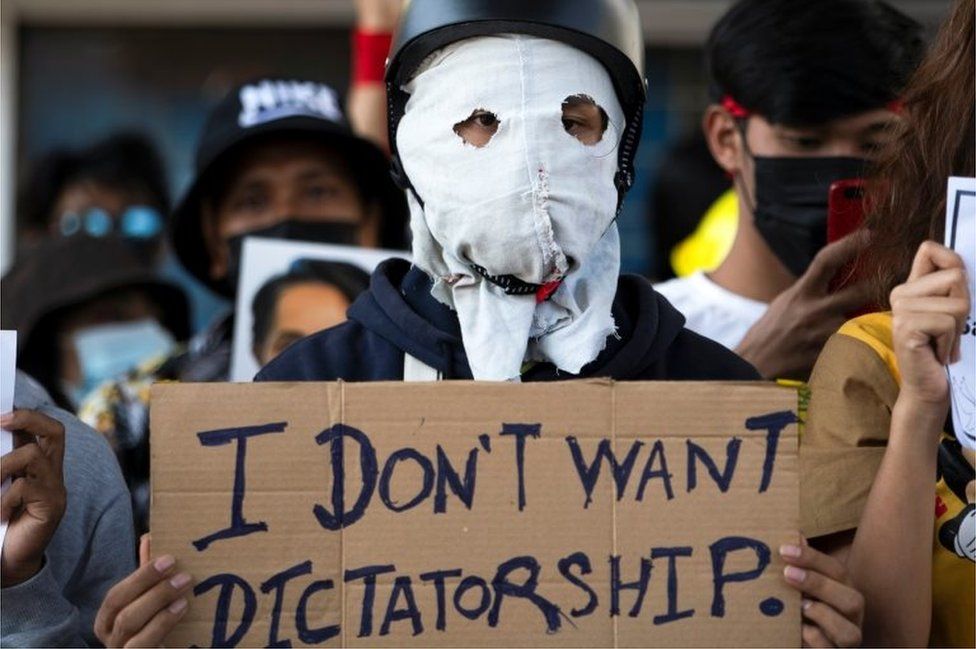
[0, 330, 17, 550]
[945, 177, 976, 450]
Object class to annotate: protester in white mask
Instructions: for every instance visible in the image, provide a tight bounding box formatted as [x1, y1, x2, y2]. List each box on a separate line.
[97, 3, 862, 645]
[256, 2, 758, 386]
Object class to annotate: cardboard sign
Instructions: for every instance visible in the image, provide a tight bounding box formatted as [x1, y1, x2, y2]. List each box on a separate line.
[230, 238, 408, 382]
[945, 177, 976, 449]
[151, 380, 800, 647]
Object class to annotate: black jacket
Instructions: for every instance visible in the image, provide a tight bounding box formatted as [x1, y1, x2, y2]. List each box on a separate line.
[256, 259, 758, 382]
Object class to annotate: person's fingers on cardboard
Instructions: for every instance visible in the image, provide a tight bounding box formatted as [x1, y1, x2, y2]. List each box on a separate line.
[122, 598, 188, 648]
[802, 230, 870, 292]
[138, 534, 151, 568]
[0, 443, 49, 484]
[111, 571, 193, 646]
[802, 600, 862, 647]
[783, 565, 864, 624]
[908, 241, 964, 281]
[779, 542, 847, 583]
[801, 622, 835, 648]
[0, 477, 26, 522]
[95, 555, 178, 643]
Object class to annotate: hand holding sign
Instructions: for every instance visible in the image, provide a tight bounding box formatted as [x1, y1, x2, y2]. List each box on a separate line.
[780, 539, 864, 648]
[891, 241, 971, 412]
[95, 535, 194, 648]
[0, 409, 67, 585]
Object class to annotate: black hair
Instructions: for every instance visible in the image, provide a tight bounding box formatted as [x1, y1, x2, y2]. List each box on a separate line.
[18, 132, 170, 234]
[251, 259, 371, 351]
[706, 0, 924, 125]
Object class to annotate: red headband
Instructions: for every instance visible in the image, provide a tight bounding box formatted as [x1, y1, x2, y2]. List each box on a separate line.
[724, 95, 905, 119]
[721, 95, 751, 119]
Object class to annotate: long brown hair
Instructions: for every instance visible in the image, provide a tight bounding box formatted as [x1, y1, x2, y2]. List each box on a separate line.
[861, 0, 975, 307]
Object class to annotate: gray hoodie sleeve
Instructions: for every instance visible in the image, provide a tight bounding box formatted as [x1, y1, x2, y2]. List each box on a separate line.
[1, 373, 136, 647]
[1, 558, 83, 647]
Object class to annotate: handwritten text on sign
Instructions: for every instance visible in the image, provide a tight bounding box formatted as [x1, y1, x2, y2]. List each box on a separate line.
[150, 381, 800, 647]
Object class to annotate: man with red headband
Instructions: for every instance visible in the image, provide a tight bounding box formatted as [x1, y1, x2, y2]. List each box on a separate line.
[655, 0, 924, 380]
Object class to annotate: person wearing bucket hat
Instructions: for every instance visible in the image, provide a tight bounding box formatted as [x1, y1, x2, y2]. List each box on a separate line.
[162, 76, 407, 385]
[1, 236, 190, 538]
[171, 76, 408, 300]
[1, 236, 190, 413]
[68, 78, 407, 537]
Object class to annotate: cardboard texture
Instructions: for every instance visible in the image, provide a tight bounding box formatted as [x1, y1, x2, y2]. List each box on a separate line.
[151, 380, 800, 648]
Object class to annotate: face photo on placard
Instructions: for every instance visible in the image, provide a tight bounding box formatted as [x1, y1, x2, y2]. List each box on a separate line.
[230, 237, 408, 381]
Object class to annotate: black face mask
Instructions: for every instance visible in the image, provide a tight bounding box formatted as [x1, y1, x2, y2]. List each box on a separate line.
[750, 156, 866, 277]
[222, 219, 360, 294]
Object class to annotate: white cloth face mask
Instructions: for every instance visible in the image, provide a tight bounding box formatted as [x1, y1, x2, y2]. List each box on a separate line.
[397, 34, 626, 381]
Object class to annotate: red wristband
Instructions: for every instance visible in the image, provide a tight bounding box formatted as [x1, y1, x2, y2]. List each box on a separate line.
[352, 29, 394, 85]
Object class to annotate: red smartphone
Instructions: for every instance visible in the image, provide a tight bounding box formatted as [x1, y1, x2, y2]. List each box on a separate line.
[827, 179, 866, 243]
[826, 179, 868, 302]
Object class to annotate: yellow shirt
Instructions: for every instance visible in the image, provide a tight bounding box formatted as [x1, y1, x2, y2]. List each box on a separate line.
[802, 312, 975, 648]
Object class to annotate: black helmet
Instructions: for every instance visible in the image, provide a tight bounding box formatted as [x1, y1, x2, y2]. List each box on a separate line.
[385, 0, 647, 213]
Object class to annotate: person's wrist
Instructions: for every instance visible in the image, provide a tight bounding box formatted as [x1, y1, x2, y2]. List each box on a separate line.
[1, 554, 44, 587]
[356, 19, 390, 32]
[891, 392, 947, 447]
[896, 382, 950, 410]
[356, 9, 398, 32]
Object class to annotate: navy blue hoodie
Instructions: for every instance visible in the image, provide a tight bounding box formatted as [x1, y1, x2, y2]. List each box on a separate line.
[256, 259, 758, 382]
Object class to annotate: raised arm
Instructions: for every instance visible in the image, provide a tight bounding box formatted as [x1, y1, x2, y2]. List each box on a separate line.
[848, 241, 971, 646]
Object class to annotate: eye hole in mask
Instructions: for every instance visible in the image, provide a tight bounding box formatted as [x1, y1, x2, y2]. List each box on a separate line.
[453, 109, 500, 148]
[561, 94, 607, 144]
[561, 94, 618, 158]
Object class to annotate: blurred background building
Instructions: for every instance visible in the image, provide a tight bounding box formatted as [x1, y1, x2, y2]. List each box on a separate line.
[0, 0, 953, 278]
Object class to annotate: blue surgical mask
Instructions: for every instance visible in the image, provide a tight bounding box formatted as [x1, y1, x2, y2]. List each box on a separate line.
[64, 318, 175, 407]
